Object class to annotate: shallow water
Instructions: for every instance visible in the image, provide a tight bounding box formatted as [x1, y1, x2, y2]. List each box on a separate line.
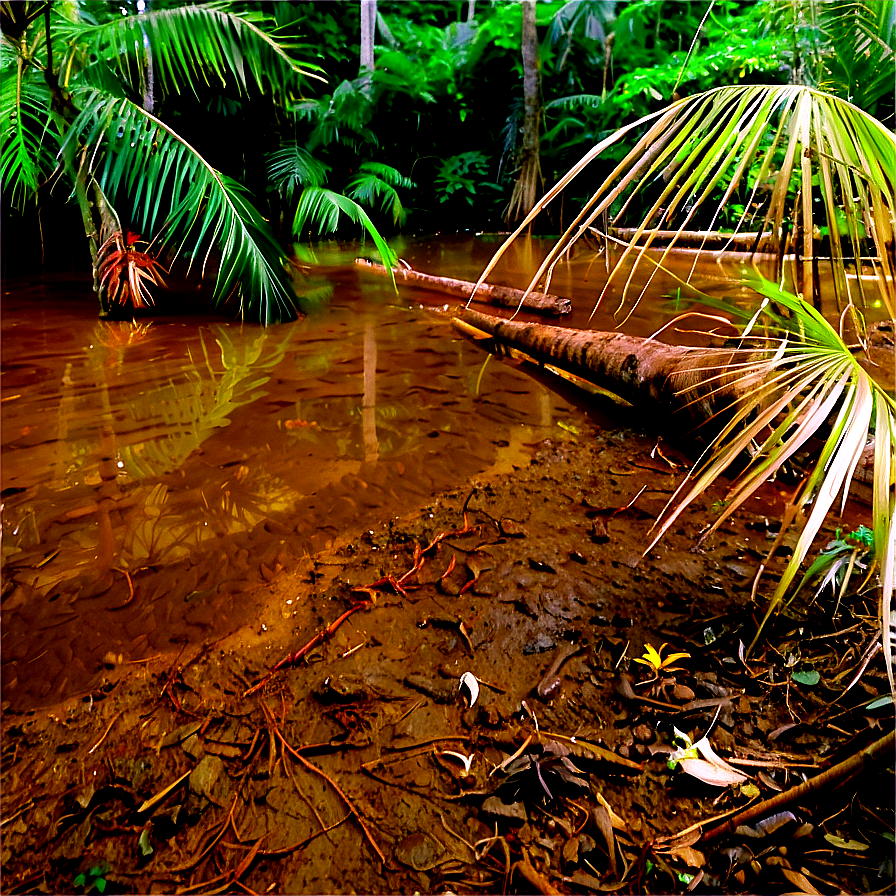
[0, 236, 878, 709]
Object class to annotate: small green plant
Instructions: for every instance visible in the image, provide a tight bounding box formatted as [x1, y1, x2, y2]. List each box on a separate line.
[793, 525, 875, 613]
[74, 863, 109, 894]
[434, 151, 491, 206]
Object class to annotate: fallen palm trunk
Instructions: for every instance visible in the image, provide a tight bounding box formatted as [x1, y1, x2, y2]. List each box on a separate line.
[458, 308, 757, 432]
[354, 258, 571, 315]
[610, 227, 773, 252]
[455, 309, 876, 485]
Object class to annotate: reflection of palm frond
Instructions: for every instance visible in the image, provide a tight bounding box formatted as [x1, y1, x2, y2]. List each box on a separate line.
[475, 85, 895, 322]
[646, 278, 895, 692]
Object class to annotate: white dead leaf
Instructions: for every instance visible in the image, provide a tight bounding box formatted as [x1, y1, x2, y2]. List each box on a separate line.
[459, 672, 479, 707]
[678, 757, 749, 787]
[440, 751, 475, 774]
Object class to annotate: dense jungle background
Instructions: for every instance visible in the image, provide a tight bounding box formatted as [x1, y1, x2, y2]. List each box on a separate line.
[2, 2, 894, 895]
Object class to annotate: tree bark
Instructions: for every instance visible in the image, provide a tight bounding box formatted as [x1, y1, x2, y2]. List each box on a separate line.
[458, 308, 755, 431]
[354, 258, 571, 315]
[360, 0, 376, 96]
[507, 0, 542, 225]
[455, 308, 878, 486]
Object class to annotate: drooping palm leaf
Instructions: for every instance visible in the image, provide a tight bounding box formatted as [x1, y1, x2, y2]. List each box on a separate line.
[57, 2, 324, 99]
[0, 44, 58, 208]
[473, 85, 895, 323]
[644, 278, 895, 691]
[293, 186, 397, 277]
[64, 89, 308, 324]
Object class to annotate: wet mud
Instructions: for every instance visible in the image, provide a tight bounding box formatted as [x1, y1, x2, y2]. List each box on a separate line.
[2, 241, 893, 894]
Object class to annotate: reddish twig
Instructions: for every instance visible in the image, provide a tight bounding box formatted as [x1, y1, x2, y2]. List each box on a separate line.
[243, 602, 371, 697]
[266, 715, 385, 865]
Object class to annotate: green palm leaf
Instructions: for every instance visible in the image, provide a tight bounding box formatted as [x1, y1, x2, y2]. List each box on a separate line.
[645, 278, 896, 692]
[64, 89, 308, 324]
[267, 142, 330, 199]
[0, 47, 57, 209]
[293, 186, 398, 276]
[474, 85, 895, 324]
[345, 162, 415, 226]
[61, 3, 324, 99]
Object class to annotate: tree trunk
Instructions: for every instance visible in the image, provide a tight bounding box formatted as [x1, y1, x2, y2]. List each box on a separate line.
[458, 308, 754, 431]
[360, 0, 376, 96]
[354, 258, 571, 315]
[507, 0, 542, 225]
[455, 308, 877, 486]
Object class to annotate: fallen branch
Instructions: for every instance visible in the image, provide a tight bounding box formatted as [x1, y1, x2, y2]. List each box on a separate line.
[454, 309, 878, 486]
[701, 729, 895, 845]
[610, 227, 773, 252]
[243, 602, 371, 697]
[355, 258, 571, 315]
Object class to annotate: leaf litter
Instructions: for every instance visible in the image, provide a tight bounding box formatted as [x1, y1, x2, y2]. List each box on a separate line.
[1, 427, 892, 894]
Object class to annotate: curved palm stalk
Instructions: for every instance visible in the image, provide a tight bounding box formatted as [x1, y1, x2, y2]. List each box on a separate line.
[64, 90, 307, 324]
[472, 85, 895, 323]
[644, 278, 895, 692]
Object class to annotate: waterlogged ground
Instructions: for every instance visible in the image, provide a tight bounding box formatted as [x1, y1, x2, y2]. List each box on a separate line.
[1, 238, 893, 894]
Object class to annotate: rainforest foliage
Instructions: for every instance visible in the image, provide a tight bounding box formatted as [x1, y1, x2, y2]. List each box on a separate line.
[2, 0, 894, 320]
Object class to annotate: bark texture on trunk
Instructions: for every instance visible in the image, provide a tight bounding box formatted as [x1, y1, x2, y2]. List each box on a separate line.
[459, 309, 762, 432]
[507, 0, 542, 224]
[457, 309, 878, 487]
[355, 258, 571, 315]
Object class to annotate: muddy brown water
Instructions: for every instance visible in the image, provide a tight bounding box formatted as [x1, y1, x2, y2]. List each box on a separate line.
[0, 236, 878, 711]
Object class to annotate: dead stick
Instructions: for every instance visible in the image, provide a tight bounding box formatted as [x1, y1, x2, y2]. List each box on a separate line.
[701, 729, 895, 845]
[354, 258, 571, 315]
[243, 602, 370, 697]
[274, 728, 386, 865]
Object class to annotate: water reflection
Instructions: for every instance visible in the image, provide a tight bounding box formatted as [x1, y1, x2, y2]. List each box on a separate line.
[1, 267, 578, 708]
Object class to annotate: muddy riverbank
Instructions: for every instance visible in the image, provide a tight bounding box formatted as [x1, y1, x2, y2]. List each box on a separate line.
[2, 424, 892, 895]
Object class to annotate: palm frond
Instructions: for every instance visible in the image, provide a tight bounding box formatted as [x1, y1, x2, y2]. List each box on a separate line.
[345, 162, 415, 226]
[266, 142, 330, 200]
[62, 3, 323, 99]
[0, 48, 58, 208]
[645, 278, 895, 691]
[293, 186, 397, 275]
[818, 0, 895, 114]
[64, 88, 306, 324]
[473, 85, 895, 324]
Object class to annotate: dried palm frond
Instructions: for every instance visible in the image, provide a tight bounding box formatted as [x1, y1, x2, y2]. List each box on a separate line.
[473, 84, 895, 324]
[646, 278, 895, 693]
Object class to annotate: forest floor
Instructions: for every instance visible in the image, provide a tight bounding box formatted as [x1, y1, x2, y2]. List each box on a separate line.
[1, 421, 893, 895]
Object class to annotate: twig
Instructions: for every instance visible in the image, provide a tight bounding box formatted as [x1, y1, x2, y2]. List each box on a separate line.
[110, 567, 135, 608]
[701, 730, 895, 844]
[264, 711, 385, 865]
[243, 602, 371, 697]
[88, 710, 123, 755]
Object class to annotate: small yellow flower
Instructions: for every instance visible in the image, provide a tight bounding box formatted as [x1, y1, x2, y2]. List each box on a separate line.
[634, 642, 691, 677]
